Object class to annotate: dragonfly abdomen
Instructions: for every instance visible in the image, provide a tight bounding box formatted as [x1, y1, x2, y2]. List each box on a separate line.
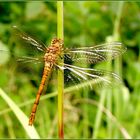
[29, 62, 53, 125]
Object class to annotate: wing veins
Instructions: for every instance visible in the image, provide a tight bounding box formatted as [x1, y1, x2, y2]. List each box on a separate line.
[12, 26, 46, 52]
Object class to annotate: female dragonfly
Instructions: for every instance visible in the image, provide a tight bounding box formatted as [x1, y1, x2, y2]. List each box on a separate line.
[2, 26, 126, 125]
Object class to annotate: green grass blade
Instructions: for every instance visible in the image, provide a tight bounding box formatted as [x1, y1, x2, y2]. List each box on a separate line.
[57, 1, 64, 139]
[0, 88, 40, 139]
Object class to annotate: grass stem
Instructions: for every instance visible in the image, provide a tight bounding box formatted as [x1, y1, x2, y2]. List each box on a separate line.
[57, 1, 64, 139]
[113, 2, 124, 137]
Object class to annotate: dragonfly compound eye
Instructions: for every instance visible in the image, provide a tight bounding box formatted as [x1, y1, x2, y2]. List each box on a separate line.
[51, 38, 57, 44]
[51, 38, 63, 46]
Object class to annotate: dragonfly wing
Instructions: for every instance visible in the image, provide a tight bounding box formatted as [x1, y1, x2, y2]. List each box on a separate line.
[57, 63, 122, 89]
[12, 26, 47, 52]
[0, 48, 44, 64]
[17, 56, 44, 64]
[2, 26, 47, 65]
[64, 42, 126, 64]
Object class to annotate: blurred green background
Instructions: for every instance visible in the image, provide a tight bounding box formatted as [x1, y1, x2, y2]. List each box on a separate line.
[0, 1, 140, 139]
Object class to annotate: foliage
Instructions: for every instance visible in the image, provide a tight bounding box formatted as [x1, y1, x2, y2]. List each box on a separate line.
[0, 1, 140, 139]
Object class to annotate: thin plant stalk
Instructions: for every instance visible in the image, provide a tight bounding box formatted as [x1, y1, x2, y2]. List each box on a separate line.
[57, 1, 64, 139]
[92, 21, 113, 140]
[113, 1, 124, 75]
[93, 2, 124, 138]
[92, 90, 107, 138]
[106, 37, 113, 138]
[113, 1, 124, 138]
[105, 62, 113, 138]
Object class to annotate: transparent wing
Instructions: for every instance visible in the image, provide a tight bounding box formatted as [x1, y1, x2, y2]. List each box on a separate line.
[0, 26, 47, 65]
[64, 42, 126, 64]
[17, 56, 44, 64]
[56, 63, 122, 89]
[0, 47, 44, 64]
[12, 26, 47, 52]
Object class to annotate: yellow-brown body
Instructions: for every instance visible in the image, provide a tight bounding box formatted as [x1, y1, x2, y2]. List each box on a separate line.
[29, 38, 63, 125]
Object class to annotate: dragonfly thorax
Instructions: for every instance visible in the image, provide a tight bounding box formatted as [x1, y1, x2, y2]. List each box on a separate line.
[44, 53, 57, 63]
[46, 46, 61, 54]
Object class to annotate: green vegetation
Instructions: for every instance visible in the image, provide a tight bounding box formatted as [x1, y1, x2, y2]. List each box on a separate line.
[0, 1, 140, 139]
[57, 1, 64, 139]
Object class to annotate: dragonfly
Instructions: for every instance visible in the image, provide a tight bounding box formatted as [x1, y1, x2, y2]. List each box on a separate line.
[0, 26, 126, 126]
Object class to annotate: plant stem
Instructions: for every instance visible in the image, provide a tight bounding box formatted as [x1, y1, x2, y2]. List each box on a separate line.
[57, 1, 64, 139]
[106, 37, 113, 138]
[93, 90, 106, 138]
[113, 2, 124, 138]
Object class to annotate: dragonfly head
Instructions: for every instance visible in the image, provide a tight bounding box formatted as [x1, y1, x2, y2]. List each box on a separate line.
[51, 38, 63, 47]
[47, 38, 63, 54]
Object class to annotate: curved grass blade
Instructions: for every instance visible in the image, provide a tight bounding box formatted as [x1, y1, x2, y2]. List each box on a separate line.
[0, 88, 40, 139]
